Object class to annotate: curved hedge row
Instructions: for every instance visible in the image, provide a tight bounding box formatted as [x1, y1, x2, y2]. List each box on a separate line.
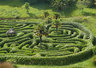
[0, 22, 94, 65]
[0, 48, 93, 65]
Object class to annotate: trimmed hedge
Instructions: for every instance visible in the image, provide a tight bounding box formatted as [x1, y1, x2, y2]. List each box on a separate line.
[0, 22, 94, 65]
[0, 48, 93, 65]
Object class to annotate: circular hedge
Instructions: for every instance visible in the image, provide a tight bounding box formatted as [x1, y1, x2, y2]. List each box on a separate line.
[0, 22, 94, 65]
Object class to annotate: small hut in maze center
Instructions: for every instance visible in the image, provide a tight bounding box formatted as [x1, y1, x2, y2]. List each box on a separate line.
[6, 28, 16, 36]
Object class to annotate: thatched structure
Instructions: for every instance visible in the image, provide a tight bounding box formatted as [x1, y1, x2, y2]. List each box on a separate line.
[6, 28, 16, 36]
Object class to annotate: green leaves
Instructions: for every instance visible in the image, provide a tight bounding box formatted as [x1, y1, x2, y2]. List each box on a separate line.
[50, 0, 77, 10]
[53, 19, 62, 32]
[34, 23, 48, 42]
[35, 23, 46, 35]
[24, 2, 30, 13]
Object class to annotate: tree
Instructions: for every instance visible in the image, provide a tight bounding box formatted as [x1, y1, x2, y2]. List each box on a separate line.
[84, 0, 95, 7]
[44, 17, 52, 32]
[77, 0, 95, 8]
[53, 19, 61, 32]
[24, 2, 30, 13]
[54, 13, 61, 19]
[51, 0, 77, 10]
[34, 23, 48, 43]
[43, 11, 49, 18]
[45, 17, 52, 24]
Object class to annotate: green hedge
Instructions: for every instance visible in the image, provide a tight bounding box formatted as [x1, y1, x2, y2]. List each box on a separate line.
[0, 48, 93, 65]
[0, 22, 94, 65]
[62, 22, 94, 41]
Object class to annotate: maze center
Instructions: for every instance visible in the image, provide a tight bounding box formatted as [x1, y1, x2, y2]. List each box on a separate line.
[0, 22, 94, 64]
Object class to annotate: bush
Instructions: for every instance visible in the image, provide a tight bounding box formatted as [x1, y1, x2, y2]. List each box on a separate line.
[54, 13, 61, 19]
[50, 0, 77, 10]
[77, 0, 95, 8]
[43, 11, 49, 18]
[0, 48, 93, 65]
[18, 40, 32, 49]
[0, 22, 94, 65]
[10, 47, 18, 53]
[17, 32, 24, 37]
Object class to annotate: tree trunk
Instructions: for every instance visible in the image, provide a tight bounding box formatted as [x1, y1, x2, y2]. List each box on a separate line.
[40, 34, 42, 43]
[56, 25, 58, 32]
[45, 14, 47, 18]
[27, 9, 29, 14]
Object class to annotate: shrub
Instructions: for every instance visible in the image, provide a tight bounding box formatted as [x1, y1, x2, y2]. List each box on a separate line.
[45, 17, 52, 24]
[0, 48, 92, 65]
[24, 2, 30, 13]
[15, 15, 20, 19]
[22, 44, 29, 50]
[18, 40, 32, 49]
[74, 47, 80, 53]
[43, 11, 49, 18]
[77, 0, 95, 8]
[10, 47, 18, 53]
[0, 22, 94, 65]
[17, 32, 24, 37]
[50, 0, 77, 10]
[54, 13, 61, 19]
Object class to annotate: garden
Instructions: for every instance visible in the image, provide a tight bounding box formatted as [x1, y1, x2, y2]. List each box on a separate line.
[0, 0, 96, 68]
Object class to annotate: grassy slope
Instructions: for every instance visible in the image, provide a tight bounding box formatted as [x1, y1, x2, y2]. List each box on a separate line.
[0, 0, 56, 18]
[0, 0, 96, 68]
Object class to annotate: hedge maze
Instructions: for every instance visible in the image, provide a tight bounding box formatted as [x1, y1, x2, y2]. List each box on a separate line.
[0, 22, 94, 65]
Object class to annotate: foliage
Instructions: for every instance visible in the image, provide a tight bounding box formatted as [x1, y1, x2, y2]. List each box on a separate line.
[24, 2, 30, 13]
[50, 0, 77, 10]
[53, 19, 61, 32]
[43, 11, 49, 18]
[0, 48, 93, 65]
[54, 13, 61, 19]
[34, 23, 48, 42]
[77, 0, 95, 8]
[45, 17, 52, 24]
[0, 0, 96, 67]
[0, 21, 94, 65]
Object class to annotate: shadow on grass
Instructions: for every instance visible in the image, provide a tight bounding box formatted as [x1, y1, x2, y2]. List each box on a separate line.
[31, 3, 50, 10]
[57, 6, 77, 17]
[27, 13, 37, 18]
[0, 0, 50, 9]
[0, 0, 25, 7]
[82, 12, 96, 16]
[31, 3, 77, 17]
[0, 0, 77, 17]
